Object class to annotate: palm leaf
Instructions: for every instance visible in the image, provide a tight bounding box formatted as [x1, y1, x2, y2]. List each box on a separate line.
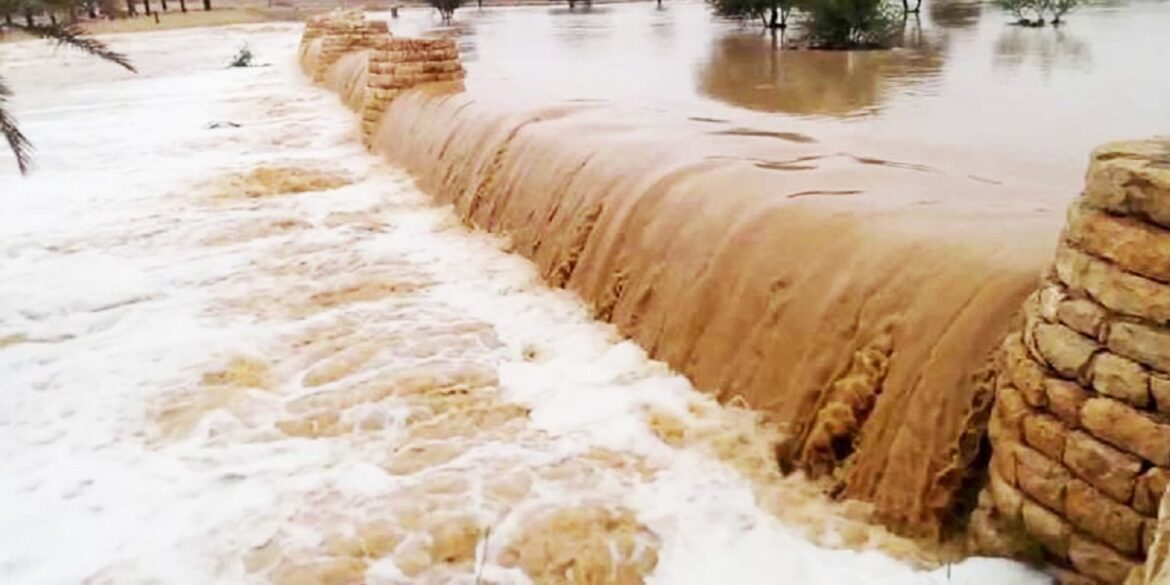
[0, 74, 33, 175]
[11, 24, 136, 73]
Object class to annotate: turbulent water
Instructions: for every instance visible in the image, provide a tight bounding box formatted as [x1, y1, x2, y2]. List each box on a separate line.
[0, 23, 1050, 585]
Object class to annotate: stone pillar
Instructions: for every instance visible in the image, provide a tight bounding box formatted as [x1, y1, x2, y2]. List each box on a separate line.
[297, 11, 465, 146]
[361, 37, 464, 144]
[981, 138, 1170, 585]
[312, 14, 389, 83]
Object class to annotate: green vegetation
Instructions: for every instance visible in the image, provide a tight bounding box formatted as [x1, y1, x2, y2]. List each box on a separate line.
[228, 42, 253, 67]
[710, 0, 801, 29]
[2, 8, 135, 174]
[710, 0, 902, 47]
[994, 0, 1082, 26]
[803, 0, 901, 48]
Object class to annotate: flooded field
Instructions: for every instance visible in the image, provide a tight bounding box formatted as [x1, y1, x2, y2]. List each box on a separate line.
[385, 0, 1170, 193]
[0, 20, 1046, 585]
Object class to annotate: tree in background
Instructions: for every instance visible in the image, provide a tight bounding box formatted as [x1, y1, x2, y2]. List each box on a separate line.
[1, 19, 135, 174]
[711, 0, 801, 29]
[428, 0, 463, 20]
[993, 0, 1080, 26]
[802, 0, 900, 48]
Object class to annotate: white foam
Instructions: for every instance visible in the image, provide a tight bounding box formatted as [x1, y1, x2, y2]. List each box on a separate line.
[0, 24, 1049, 585]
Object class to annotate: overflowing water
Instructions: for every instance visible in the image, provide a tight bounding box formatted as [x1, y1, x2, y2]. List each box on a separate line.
[0, 21, 1052, 585]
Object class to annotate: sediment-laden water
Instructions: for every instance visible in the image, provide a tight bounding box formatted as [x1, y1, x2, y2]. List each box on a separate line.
[0, 23, 1048, 585]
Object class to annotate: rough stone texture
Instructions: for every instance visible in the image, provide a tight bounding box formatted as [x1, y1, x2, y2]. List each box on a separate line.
[990, 466, 1025, 522]
[1108, 321, 1170, 376]
[1055, 244, 1170, 326]
[1081, 397, 1170, 466]
[1023, 497, 1073, 558]
[996, 382, 1032, 437]
[1152, 374, 1170, 414]
[1066, 203, 1170, 284]
[1091, 352, 1152, 408]
[1134, 468, 1170, 517]
[1069, 533, 1141, 585]
[1016, 442, 1070, 513]
[1063, 430, 1142, 504]
[1059, 296, 1110, 341]
[1032, 321, 1100, 381]
[1004, 333, 1051, 407]
[1066, 479, 1144, 555]
[1082, 139, 1170, 230]
[1048, 377, 1092, 428]
[1024, 412, 1069, 462]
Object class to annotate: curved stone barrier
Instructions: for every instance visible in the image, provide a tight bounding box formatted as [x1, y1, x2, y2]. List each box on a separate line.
[298, 11, 464, 145]
[982, 139, 1170, 585]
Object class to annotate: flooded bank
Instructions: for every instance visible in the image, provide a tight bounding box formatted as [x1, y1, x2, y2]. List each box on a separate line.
[0, 23, 1047, 585]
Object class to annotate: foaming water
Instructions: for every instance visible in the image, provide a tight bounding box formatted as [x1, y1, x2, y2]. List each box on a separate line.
[0, 23, 1046, 585]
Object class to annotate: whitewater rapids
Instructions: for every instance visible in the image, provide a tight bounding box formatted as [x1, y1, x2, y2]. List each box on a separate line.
[0, 23, 1045, 585]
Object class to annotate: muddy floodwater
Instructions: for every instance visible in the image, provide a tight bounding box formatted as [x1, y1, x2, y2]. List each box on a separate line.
[385, 0, 1170, 194]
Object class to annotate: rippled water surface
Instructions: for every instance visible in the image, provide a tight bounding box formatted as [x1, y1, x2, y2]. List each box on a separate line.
[386, 0, 1170, 189]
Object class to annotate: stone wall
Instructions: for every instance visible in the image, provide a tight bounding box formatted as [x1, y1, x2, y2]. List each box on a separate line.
[981, 139, 1170, 585]
[298, 11, 464, 144]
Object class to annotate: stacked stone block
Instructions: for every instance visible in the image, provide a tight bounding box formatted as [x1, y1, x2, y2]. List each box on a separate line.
[984, 138, 1170, 585]
[298, 11, 465, 145]
[361, 37, 463, 143]
[303, 10, 390, 83]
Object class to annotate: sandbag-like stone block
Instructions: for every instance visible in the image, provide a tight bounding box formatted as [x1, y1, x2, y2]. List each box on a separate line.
[1024, 412, 1069, 461]
[1133, 468, 1170, 517]
[1067, 479, 1144, 555]
[1016, 442, 1071, 513]
[1024, 497, 1073, 558]
[1081, 397, 1170, 466]
[1151, 374, 1170, 414]
[1069, 532, 1141, 585]
[992, 440, 1019, 486]
[1003, 333, 1051, 406]
[1107, 321, 1170, 376]
[1059, 296, 1110, 341]
[996, 382, 1032, 436]
[1047, 377, 1091, 428]
[1032, 321, 1101, 381]
[1055, 244, 1170, 326]
[1090, 352, 1151, 408]
[1051, 566, 1103, 585]
[1067, 203, 1170, 284]
[990, 465, 1026, 522]
[1064, 430, 1141, 504]
[1083, 139, 1170, 230]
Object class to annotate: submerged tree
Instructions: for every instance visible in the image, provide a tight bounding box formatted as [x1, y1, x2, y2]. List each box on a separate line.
[803, 0, 901, 48]
[1, 22, 135, 174]
[994, 0, 1081, 26]
[428, 0, 464, 21]
[711, 0, 801, 29]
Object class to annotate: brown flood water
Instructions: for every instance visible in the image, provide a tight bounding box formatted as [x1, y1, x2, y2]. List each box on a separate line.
[323, 0, 1170, 536]
[383, 0, 1170, 194]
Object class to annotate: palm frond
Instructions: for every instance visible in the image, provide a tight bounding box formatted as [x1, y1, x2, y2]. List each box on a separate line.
[0, 74, 34, 175]
[11, 23, 136, 73]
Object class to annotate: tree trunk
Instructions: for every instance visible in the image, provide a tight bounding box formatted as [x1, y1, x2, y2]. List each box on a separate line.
[202, 0, 210, 11]
[23, 7, 33, 26]
[768, 4, 778, 28]
[49, 11, 57, 24]
[88, 0, 97, 18]
[143, 0, 152, 15]
[179, 0, 186, 12]
[126, 0, 137, 16]
[4, 13, 13, 26]
[161, 0, 167, 11]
